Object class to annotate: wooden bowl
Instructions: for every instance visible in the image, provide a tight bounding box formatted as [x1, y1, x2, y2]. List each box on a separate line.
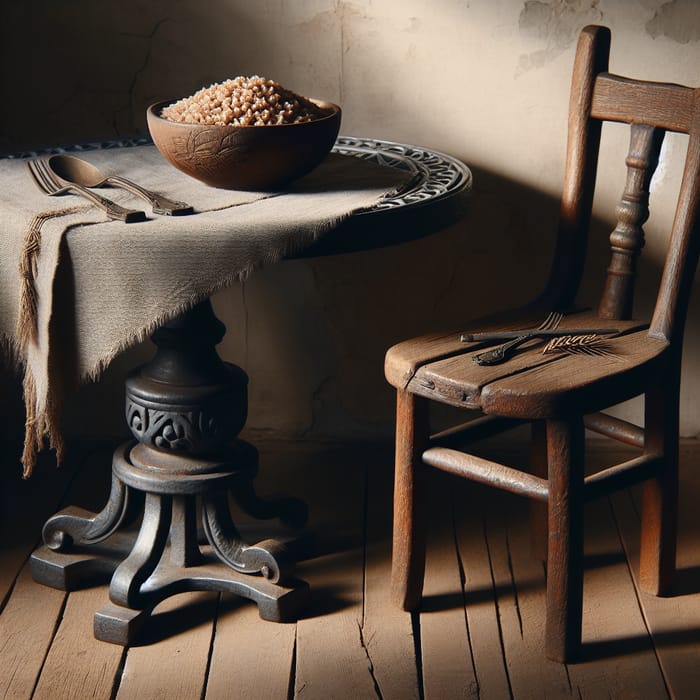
[147, 99, 341, 190]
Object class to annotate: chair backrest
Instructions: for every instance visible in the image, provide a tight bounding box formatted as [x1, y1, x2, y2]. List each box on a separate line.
[540, 25, 700, 347]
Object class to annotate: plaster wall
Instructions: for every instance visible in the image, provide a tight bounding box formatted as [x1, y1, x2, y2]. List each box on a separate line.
[3, 0, 700, 442]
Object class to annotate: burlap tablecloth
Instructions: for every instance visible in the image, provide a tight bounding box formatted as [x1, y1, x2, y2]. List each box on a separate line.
[0, 143, 411, 474]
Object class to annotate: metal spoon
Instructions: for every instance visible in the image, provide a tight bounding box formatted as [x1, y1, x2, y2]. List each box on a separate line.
[47, 154, 194, 216]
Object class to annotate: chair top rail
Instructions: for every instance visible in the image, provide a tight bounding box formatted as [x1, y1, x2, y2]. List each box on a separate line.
[591, 72, 697, 134]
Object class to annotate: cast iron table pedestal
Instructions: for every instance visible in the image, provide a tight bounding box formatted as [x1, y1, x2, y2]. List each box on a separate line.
[30, 300, 309, 644]
[27, 136, 472, 645]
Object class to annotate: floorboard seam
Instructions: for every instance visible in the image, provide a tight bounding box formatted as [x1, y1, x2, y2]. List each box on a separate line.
[607, 494, 672, 699]
[482, 519, 515, 700]
[199, 591, 221, 700]
[359, 463, 384, 700]
[410, 610, 425, 700]
[287, 626, 298, 700]
[108, 645, 128, 700]
[29, 588, 69, 698]
[452, 498, 480, 699]
[504, 530, 524, 640]
[0, 564, 24, 616]
[357, 620, 384, 700]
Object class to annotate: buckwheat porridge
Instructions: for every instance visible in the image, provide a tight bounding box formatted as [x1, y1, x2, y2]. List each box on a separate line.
[161, 76, 328, 127]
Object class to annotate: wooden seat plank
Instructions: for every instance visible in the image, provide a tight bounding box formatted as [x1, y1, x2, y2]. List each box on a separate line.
[480, 332, 668, 418]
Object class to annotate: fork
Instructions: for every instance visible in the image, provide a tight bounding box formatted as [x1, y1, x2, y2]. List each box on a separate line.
[472, 311, 564, 366]
[27, 159, 147, 223]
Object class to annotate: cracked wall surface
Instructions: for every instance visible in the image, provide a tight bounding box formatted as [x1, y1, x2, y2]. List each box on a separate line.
[517, 0, 604, 74]
[646, 0, 700, 43]
[4, 0, 700, 441]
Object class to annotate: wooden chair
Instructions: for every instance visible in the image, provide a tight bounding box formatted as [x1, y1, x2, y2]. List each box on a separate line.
[384, 24, 700, 663]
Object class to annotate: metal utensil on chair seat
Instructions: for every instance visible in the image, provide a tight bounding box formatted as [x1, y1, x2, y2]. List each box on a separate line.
[461, 327, 620, 342]
[471, 311, 563, 365]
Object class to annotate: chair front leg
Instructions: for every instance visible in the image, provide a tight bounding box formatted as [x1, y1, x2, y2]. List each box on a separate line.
[545, 416, 585, 663]
[639, 378, 678, 595]
[391, 389, 430, 611]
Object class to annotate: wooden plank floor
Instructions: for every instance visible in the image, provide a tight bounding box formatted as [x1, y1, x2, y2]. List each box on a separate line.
[2, 437, 700, 698]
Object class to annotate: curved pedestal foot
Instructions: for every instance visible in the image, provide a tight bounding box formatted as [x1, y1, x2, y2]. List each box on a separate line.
[94, 564, 309, 645]
[41, 471, 135, 552]
[31, 440, 310, 644]
[202, 489, 297, 583]
[29, 530, 133, 591]
[30, 466, 138, 590]
[94, 603, 150, 646]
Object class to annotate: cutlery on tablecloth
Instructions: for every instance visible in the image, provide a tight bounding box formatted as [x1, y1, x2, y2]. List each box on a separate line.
[27, 158, 147, 223]
[48, 154, 194, 216]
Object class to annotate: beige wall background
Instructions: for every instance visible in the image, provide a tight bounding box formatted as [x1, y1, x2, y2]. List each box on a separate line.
[3, 0, 700, 445]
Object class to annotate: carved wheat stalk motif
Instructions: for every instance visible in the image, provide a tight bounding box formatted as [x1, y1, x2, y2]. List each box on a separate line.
[541, 334, 618, 358]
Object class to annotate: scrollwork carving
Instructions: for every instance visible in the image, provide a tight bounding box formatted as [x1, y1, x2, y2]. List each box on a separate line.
[125, 398, 236, 453]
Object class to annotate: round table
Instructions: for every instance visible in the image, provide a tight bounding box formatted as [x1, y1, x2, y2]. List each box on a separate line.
[29, 136, 472, 644]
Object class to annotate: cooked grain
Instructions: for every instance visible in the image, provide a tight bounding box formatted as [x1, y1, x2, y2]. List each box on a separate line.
[161, 76, 327, 126]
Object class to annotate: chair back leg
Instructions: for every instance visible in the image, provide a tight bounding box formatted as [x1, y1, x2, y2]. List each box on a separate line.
[639, 378, 679, 595]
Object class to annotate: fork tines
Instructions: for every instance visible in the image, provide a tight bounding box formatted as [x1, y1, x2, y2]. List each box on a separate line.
[27, 158, 58, 193]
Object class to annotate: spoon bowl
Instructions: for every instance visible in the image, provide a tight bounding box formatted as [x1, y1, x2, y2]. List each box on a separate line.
[47, 154, 193, 216]
[49, 155, 110, 188]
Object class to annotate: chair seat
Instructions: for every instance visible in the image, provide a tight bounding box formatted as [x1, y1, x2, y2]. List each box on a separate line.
[385, 309, 669, 419]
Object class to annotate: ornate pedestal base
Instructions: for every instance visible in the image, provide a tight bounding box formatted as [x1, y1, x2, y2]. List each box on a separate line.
[30, 301, 309, 644]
